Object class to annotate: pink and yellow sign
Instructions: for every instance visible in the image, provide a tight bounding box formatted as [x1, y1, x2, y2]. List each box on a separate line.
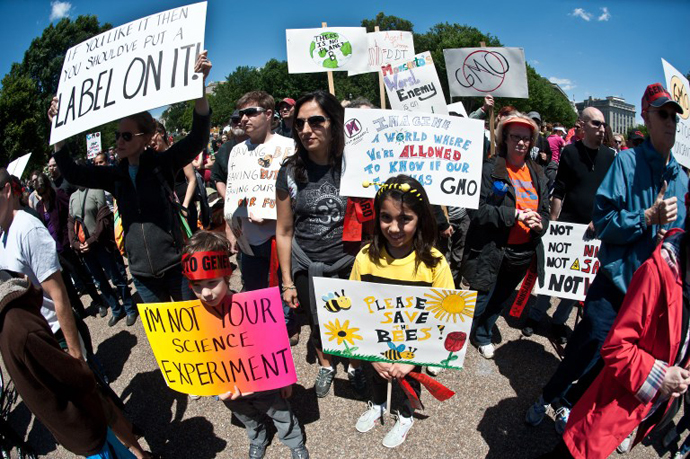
[137, 287, 296, 396]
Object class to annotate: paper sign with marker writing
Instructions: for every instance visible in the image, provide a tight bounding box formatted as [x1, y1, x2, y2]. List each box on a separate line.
[50, 2, 207, 145]
[138, 287, 296, 396]
[6, 152, 32, 179]
[86, 132, 101, 159]
[286, 27, 368, 74]
[340, 108, 484, 208]
[534, 222, 601, 301]
[348, 30, 415, 76]
[443, 47, 528, 98]
[447, 101, 468, 117]
[662, 58, 690, 169]
[313, 277, 476, 369]
[383, 51, 448, 115]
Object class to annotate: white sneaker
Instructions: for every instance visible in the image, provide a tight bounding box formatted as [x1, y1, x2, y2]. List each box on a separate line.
[189, 394, 201, 400]
[525, 396, 549, 426]
[355, 401, 386, 433]
[478, 344, 495, 359]
[554, 406, 570, 435]
[616, 431, 634, 454]
[382, 413, 414, 448]
[426, 366, 444, 376]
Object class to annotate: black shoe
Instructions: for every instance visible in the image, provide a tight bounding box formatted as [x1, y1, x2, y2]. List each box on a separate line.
[98, 305, 108, 318]
[348, 368, 368, 399]
[249, 444, 266, 459]
[108, 314, 125, 327]
[522, 318, 539, 337]
[126, 313, 138, 327]
[551, 324, 570, 345]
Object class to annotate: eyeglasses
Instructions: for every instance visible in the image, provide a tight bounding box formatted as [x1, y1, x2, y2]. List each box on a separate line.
[279, 106, 292, 112]
[508, 133, 531, 144]
[295, 115, 329, 131]
[648, 109, 680, 124]
[589, 120, 607, 129]
[115, 131, 145, 142]
[238, 107, 266, 118]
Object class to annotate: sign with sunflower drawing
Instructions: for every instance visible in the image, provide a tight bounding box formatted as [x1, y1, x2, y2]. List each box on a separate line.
[313, 277, 477, 370]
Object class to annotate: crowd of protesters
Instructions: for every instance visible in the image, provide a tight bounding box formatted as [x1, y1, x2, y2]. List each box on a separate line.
[1, 61, 688, 459]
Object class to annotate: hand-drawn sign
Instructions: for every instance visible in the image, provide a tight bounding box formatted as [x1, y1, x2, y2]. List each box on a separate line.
[670, 75, 689, 120]
[444, 47, 528, 99]
[662, 58, 690, 169]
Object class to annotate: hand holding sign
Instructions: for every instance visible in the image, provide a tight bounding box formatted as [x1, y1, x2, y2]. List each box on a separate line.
[194, 49, 212, 82]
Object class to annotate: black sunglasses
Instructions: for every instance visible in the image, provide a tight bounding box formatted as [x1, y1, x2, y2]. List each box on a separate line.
[649, 109, 680, 123]
[238, 107, 266, 118]
[115, 131, 145, 142]
[589, 120, 607, 129]
[295, 115, 329, 131]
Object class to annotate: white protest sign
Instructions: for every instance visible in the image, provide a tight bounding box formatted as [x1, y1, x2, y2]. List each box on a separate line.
[286, 27, 368, 74]
[50, 2, 207, 145]
[86, 132, 101, 159]
[447, 101, 468, 117]
[534, 222, 601, 301]
[313, 277, 476, 369]
[341, 108, 484, 208]
[348, 30, 415, 76]
[6, 152, 32, 179]
[383, 51, 448, 115]
[662, 58, 690, 169]
[224, 136, 294, 221]
[443, 47, 528, 98]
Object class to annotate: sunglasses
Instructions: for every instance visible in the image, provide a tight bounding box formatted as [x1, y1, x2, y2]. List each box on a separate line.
[238, 107, 266, 118]
[649, 109, 680, 123]
[115, 131, 145, 142]
[295, 115, 329, 131]
[508, 133, 531, 144]
[589, 120, 607, 128]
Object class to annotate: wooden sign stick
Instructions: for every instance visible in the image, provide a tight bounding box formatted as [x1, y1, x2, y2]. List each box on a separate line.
[479, 41, 496, 158]
[375, 26, 386, 109]
[322, 22, 336, 96]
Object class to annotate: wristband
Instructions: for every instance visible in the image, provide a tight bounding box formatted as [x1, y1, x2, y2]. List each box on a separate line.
[281, 285, 296, 292]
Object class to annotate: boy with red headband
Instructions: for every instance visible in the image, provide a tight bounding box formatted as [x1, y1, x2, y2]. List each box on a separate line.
[181, 231, 308, 459]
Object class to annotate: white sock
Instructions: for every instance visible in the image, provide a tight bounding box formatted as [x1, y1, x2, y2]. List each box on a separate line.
[321, 365, 334, 372]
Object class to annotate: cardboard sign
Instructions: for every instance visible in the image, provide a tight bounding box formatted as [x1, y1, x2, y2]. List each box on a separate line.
[341, 108, 484, 208]
[534, 222, 601, 301]
[286, 27, 368, 74]
[383, 51, 448, 115]
[348, 30, 415, 76]
[443, 47, 528, 98]
[138, 287, 296, 396]
[86, 132, 101, 159]
[662, 58, 690, 169]
[49, 2, 207, 145]
[223, 136, 294, 221]
[6, 152, 32, 179]
[313, 278, 476, 369]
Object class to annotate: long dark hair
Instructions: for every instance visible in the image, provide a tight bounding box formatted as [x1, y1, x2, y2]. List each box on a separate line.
[367, 175, 440, 271]
[285, 90, 344, 182]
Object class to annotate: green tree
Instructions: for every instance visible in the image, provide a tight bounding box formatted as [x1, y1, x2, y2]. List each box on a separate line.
[361, 12, 414, 33]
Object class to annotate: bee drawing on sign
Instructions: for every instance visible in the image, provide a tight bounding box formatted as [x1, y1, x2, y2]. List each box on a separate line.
[257, 155, 273, 168]
[322, 290, 352, 313]
[381, 342, 417, 361]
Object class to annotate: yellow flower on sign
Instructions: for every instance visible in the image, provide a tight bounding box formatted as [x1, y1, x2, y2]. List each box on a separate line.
[323, 319, 363, 346]
[424, 290, 476, 323]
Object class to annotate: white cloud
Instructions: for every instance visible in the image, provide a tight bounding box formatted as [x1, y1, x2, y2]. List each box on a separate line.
[529, 59, 540, 65]
[598, 7, 611, 21]
[549, 77, 576, 92]
[570, 8, 592, 21]
[49, 1, 72, 21]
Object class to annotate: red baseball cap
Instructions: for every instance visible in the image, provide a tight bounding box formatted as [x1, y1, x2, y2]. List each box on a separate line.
[641, 83, 683, 115]
[278, 98, 295, 107]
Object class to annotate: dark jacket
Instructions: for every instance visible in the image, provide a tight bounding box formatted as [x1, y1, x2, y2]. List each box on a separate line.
[461, 156, 550, 292]
[54, 110, 211, 278]
[0, 274, 107, 456]
[36, 188, 70, 253]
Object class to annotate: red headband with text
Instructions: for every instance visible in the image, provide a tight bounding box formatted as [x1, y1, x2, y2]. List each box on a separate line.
[182, 251, 233, 280]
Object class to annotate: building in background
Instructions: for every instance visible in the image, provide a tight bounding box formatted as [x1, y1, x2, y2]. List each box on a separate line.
[576, 96, 636, 135]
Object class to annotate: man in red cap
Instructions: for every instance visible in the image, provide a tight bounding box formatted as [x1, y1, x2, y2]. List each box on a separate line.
[275, 98, 295, 138]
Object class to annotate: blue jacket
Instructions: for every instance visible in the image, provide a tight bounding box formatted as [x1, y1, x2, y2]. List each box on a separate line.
[593, 139, 687, 293]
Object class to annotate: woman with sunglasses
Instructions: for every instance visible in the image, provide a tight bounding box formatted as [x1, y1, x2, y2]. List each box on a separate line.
[48, 52, 212, 304]
[276, 90, 366, 399]
[461, 113, 550, 359]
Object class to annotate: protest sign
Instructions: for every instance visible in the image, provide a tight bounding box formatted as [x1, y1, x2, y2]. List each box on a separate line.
[443, 47, 528, 98]
[341, 108, 484, 208]
[313, 278, 476, 369]
[6, 152, 32, 179]
[286, 27, 368, 74]
[348, 30, 415, 76]
[662, 58, 690, 169]
[137, 287, 296, 396]
[534, 222, 601, 302]
[86, 132, 101, 159]
[447, 101, 468, 117]
[49, 2, 207, 145]
[223, 138, 294, 221]
[383, 51, 448, 115]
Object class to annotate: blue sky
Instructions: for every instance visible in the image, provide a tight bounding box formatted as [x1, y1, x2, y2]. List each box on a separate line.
[1, 0, 688, 123]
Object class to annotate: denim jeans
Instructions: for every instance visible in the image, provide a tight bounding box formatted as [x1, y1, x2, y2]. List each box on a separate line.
[132, 265, 193, 304]
[541, 273, 624, 405]
[239, 238, 295, 331]
[528, 294, 577, 325]
[83, 244, 136, 318]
